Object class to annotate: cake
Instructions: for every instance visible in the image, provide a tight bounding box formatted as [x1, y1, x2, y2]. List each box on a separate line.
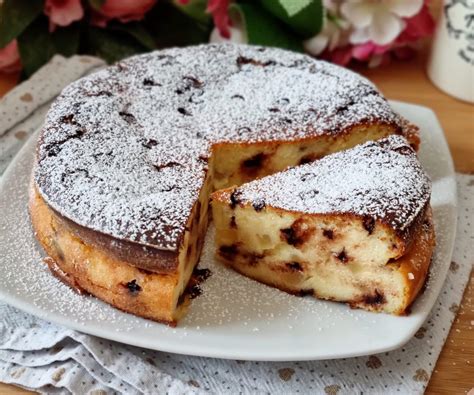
[30, 44, 420, 325]
[211, 135, 434, 314]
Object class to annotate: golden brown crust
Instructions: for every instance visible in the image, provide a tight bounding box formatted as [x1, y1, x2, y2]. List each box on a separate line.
[29, 186, 186, 325]
[53, 208, 180, 274]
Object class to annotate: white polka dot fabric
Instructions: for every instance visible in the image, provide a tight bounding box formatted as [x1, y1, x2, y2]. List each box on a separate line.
[0, 56, 472, 395]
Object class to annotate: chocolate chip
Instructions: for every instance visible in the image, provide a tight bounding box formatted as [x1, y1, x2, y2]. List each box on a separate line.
[188, 285, 202, 299]
[335, 249, 349, 263]
[322, 229, 334, 239]
[299, 155, 314, 165]
[237, 56, 275, 67]
[280, 219, 313, 247]
[230, 190, 242, 209]
[236, 56, 254, 66]
[153, 161, 181, 171]
[119, 111, 136, 124]
[276, 97, 290, 105]
[286, 262, 303, 271]
[85, 90, 112, 97]
[268, 107, 280, 112]
[252, 199, 266, 212]
[241, 153, 266, 175]
[142, 139, 158, 149]
[126, 280, 141, 295]
[143, 78, 161, 87]
[177, 107, 192, 116]
[193, 267, 212, 281]
[393, 145, 414, 155]
[236, 126, 251, 136]
[60, 114, 76, 124]
[298, 289, 314, 297]
[280, 227, 299, 246]
[183, 75, 203, 88]
[300, 172, 316, 182]
[362, 216, 376, 235]
[363, 290, 386, 305]
[299, 189, 319, 199]
[219, 245, 238, 259]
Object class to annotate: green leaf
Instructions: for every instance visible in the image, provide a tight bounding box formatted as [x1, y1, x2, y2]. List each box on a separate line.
[108, 22, 156, 50]
[260, 0, 323, 38]
[0, 0, 43, 48]
[52, 23, 81, 57]
[86, 27, 149, 64]
[88, 0, 106, 11]
[17, 16, 81, 77]
[17, 17, 55, 77]
[231, 3, 303, 52]
[172, 0, 211, 25]
[144, 2, 210, 48]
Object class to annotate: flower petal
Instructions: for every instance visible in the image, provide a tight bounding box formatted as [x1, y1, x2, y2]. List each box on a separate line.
[369, 9, 404, 45]
[209, 26, 247, 44]
[352, 42, 375, 60]
[328, 46, 354, 66]
[340, 2, 375, 28]
[0, 40, 21, 73]
[44, 0, 84, 27]
[304, 34, 330, 55]
[397, 4, 435, 42]
[386, 0, 423, 18]
[97, 0, 156, 23]
[349, 27, 371, 44]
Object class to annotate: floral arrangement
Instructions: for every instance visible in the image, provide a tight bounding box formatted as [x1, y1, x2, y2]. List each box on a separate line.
[0, 0, 434, 76]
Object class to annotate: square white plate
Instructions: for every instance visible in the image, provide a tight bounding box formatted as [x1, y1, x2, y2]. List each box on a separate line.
[0, 101, 456, 361]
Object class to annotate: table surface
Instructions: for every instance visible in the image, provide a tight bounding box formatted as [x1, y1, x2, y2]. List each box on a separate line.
[0, 51, 472, 395]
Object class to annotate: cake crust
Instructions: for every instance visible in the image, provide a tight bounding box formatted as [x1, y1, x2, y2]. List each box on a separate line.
[29, 186, 188, 325]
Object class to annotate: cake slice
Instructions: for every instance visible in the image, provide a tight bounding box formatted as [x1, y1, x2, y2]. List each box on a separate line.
[211, 135, 435, 315]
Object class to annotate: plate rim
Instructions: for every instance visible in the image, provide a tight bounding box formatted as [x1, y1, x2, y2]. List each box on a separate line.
[0, 100, 458, 361]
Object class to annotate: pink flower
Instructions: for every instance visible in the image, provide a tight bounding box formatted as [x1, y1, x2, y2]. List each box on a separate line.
[322, 46, 354, 66]
[341, 0, 424, 46]
[44, 0, 84, 28]
[397, 3, 435, 43]
[0, 40, 21, 73]
[94, 0, 157, 25]
[207, 0, 231, 39]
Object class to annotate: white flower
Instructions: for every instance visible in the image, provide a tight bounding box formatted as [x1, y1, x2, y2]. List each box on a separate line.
[304, 16, 349, 55]
[304, 4, 350, 55]
[209, 26, 247, 44]
[341, 0, 423, 45]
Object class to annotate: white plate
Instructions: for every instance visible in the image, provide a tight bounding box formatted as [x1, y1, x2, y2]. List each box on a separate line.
[0, 101, 457, 361]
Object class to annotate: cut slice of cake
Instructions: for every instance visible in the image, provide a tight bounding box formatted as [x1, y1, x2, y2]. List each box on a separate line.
[211, 135, 435, 315]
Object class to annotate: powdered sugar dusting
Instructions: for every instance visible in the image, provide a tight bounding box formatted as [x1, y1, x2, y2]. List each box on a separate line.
[236, 135, 431, 231]
[35, 44, 405, 251]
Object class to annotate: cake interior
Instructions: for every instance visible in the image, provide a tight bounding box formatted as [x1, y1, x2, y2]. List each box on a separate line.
[212, 190, 434, 314]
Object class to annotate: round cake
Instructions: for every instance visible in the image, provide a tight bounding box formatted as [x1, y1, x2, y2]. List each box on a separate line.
[30, 44, 420, 325]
